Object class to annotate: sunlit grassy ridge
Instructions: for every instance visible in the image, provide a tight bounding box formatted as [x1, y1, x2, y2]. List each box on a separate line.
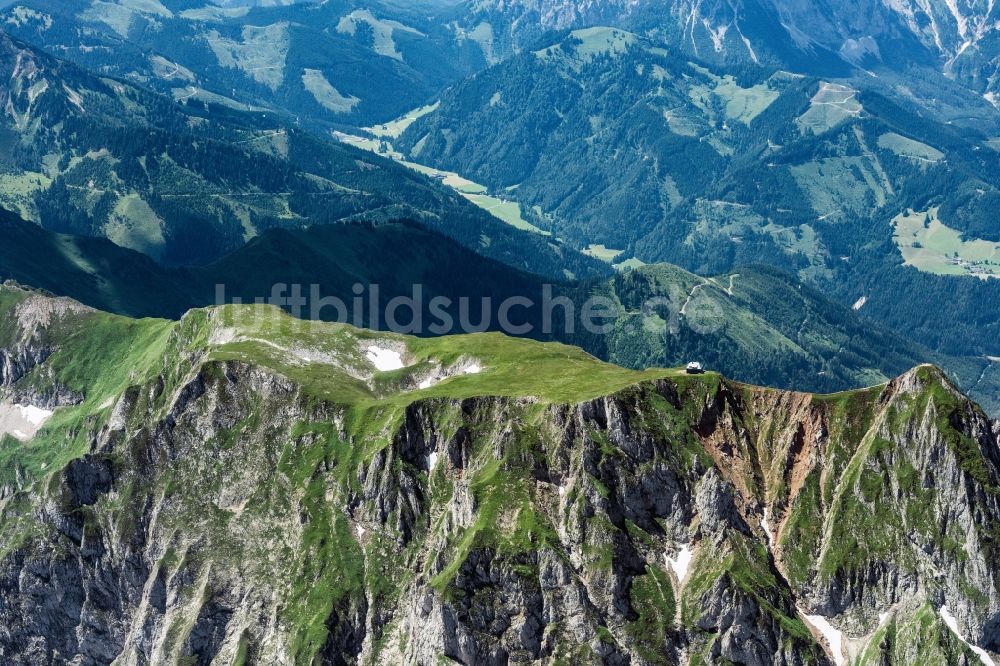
[2, 283, 949, 469]
[0, 288, 174, 486]
[12, 289, 986, 509]
[202, 304, 691, 405]
[0, 290, 694, 482]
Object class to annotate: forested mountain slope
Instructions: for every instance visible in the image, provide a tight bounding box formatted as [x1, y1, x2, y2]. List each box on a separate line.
[0, 31, 603, 279]
[465, 0, 1000, 118]
[0, 0, 487, 128]
[0, 285, 997, 664]
[398, 27, 1000, 360]
[5, 0, 999, 128]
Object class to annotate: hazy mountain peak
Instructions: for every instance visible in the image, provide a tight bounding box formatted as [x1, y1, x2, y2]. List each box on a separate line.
[471, 0, 1000, 96]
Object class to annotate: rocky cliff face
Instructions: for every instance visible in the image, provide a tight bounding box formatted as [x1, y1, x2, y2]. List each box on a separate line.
[470, 0, 1000, 101]
[0, 286, 997, 665]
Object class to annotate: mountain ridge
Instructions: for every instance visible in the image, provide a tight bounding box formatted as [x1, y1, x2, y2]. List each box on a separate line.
[6, 206, 1000, 413]
[396, 26, 1000, 363]
[0, 285, 997, 664]
[465, 0, 1000, 110]
[0, 30, 606, 279]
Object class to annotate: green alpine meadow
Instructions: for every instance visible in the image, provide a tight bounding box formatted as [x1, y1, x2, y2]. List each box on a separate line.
[1, 0, 1000, 663]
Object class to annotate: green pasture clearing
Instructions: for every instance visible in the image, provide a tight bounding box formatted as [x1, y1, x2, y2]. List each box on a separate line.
[172, 86, 257, 110]
[462, 193, 548, 235]
[584, 244, 624, 262]
[335, 9, 423, 61]
[205, 23, 290, 90]
[685, 64, 781, 126]
[791, 155, 890, 217]
[877, 133, 943, 163]
[103, 193, 166, 259]
[401, 161, 486, 194]
[302, 69, 359, 114]
[149, 55, 195, 82]
[715, 76, 780, 124]
[662, 105, 704, 137]
[335, 132, 543, 233]
[569, 27, 637, 60]
[534, 27, 637, 66]
[892, 207, 1000, 279]
[797, 82, 861, 135]
[0, 172, 50, 221]
[79, 1, 141, 38]
[335, 132, 485, 194]
[614, 257, 647, 271]
[179, 6, 249, 21]
[366, 103, 439, 139]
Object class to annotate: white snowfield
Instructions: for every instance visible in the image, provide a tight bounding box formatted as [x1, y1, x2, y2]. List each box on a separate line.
[666, 544, 693, 582]
[366, 346, 405, 372]
[761, 507, 775, 547]
[804, 614, 845, 666]
[428, 451, 439, 470]
[18, 405, 52, 425]
[415, 360, 483, 390]
[0, 403, 54, 442]
[941, 606, 996, 666]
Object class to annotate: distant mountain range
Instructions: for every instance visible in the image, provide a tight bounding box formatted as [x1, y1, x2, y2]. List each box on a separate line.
[0, 0, 488, 128]
[396, 26, 1000, 363]
[0, 30, 603, 279]
[3, 0, 998, 130]
[465, 0, 1000, 114]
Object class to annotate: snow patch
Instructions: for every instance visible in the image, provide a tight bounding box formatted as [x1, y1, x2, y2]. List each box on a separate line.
[428, 452, 439, 470]
[357, 525, 366, 538]
[761, 508, 774, 547]
[666, 544, 693, 582]
[558, 485, 566, 497]
[0, 403, 54, 442]
[366, 346, 405, 372]
[805, 614, 845, 666]
[17, 405, 52, 426]
[412, 360, 482, 391]
[943, 0, 969, 39]
[941, 606, 996, 666]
